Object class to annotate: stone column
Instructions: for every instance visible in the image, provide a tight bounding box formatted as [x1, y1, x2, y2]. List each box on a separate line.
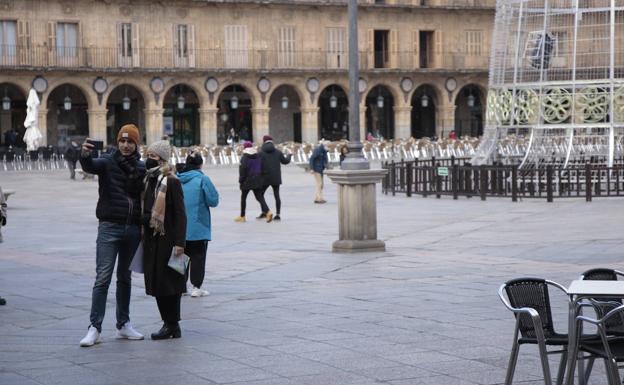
[301, 107, 319, 143]
[199, 107, 218, 145]
[440, 105, 456, 139]
[393, 105, 412, 139]
[325, 169, 388, 252]
[359, 106, 367, 140]
[251, 107, 270, 144]
[144, 108, 164, 145]
[37, 108, 48, 146]
[87, 108, 108, 142]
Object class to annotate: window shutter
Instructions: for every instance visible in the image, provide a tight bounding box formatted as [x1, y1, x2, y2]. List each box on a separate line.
[434, 30, 444, 68]
[132, 23, 140, 67]
[172, 24, 179, 66]
[390, 29, 398, 68]
[47, 21, 56, 65]
[116, 23, 123, 66]
[18, 20, 30, 65]
[188, 24, 195, 67]
[412, 30, 419, 69]
[367, 29, 374, 69]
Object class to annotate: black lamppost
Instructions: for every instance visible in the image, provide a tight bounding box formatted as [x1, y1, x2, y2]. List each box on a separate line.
[341, 0, 369, 170]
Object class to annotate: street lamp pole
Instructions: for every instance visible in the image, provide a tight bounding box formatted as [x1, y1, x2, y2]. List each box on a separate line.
[325, 0, 387, 252]
[341, 0, 369, 171]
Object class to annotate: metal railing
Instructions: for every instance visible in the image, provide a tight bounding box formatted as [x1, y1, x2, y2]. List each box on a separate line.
[382, 157, 624, 202]
[0, 45, 490, 72]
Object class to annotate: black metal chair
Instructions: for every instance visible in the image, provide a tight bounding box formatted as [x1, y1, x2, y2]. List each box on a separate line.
[499, 278, 570, 385]
[580, 268, 624, 335]
[577, 304, 624, 385]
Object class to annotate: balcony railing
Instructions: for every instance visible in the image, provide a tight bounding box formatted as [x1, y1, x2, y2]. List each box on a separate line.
[0, 45, 490, 72]
[199, 0, 496, 8]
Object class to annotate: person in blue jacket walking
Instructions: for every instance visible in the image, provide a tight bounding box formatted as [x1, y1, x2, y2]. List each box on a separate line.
[177, 151, 219, 297]
[309, 140, 329, 204]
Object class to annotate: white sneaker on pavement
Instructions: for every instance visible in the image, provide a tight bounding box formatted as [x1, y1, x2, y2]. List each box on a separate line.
[116, 322, 144, 340]
[80, 326, 101, 347]
[191, 287, 210, 297]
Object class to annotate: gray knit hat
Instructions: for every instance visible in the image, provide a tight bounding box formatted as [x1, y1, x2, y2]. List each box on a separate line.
[147, 140, 171, 162]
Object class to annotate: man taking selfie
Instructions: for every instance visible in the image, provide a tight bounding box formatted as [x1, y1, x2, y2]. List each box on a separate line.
[79, 124, 146, 347]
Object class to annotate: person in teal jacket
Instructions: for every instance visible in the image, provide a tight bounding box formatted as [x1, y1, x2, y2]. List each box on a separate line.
[177, 151, 219, 297]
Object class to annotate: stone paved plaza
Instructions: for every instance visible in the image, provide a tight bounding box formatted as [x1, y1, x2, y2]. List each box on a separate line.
[1, 163, 623, 385]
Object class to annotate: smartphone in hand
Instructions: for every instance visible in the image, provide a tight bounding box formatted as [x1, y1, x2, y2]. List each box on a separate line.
[86, 139, 104, 151]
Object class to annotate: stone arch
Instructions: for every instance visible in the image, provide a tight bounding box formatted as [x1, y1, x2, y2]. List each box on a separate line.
[104, 78, 150, 107]
[364, 84, 395, 139]
[454, 83, 485, 138]
[217, 80, 260, 109]
[363, 81, 401, 107]
[217, 84, 254, 145]
[46, 83, 91, 148]
[105, 84, 147, 145]
[162, 81, 205, 109]
[318, 84, 349, 140]
[411, 84, 441, 139]
[0, 82, 28, 147]
[41, 78, 95, 111]
[163, 83, 201, 146]
[268, 84, 303, 143]
[267, 82, 305, 108]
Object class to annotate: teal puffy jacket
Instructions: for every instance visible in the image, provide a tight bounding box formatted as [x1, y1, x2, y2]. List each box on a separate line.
[177, 170, 219, 241]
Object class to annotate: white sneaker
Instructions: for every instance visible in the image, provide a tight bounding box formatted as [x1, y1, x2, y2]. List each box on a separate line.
[80, 326, 101, 347]
[191, 287, 210, 297]
[116, 323, 144, 340]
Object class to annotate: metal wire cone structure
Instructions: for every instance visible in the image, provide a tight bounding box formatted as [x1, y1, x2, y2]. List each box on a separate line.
[473, 0, 624, 168]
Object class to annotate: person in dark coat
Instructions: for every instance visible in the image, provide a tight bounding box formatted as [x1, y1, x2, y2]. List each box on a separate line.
[142, 140, 187, 340]
[65, 140, 80, 179]
[309, 140, 329, 203]
[259, 135, 291, 221]
[234, 141, 272, 222]
[339, 144, 349, 165]
[79, 124, 146, 347]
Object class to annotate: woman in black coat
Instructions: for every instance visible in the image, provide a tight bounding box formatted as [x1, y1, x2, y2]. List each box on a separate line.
[234, 142, 271, 222]
[142, 140, 187, 340]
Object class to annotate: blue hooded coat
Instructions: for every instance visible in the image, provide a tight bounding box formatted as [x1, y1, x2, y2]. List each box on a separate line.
[177, 170, 219, 241]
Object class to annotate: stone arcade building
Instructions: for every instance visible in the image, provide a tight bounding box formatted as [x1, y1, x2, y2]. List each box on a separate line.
[0, 0, 493, 148]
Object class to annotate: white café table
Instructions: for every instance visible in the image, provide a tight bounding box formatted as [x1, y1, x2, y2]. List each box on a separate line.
[564, 280, 624, 385]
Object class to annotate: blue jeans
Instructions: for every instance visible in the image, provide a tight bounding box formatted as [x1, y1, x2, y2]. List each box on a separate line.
[90, 221, 141, 332]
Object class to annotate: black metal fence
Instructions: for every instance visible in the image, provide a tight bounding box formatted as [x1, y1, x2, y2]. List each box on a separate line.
[382, 157, 624, 202]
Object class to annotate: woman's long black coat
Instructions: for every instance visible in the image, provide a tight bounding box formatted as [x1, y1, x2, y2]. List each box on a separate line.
[142, 173, 187, 297]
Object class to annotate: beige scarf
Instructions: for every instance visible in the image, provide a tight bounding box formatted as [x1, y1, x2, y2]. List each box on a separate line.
[146, 164, 173, 236]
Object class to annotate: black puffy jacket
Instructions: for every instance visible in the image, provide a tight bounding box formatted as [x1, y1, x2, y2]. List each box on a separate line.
[260, 141, 291, 186]
[80, 149, 146, 225]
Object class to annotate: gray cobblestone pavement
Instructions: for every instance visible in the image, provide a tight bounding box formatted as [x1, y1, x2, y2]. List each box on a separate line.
[1, 164, 623, 385]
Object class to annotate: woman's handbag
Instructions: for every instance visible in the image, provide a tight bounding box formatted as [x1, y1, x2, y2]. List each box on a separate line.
[129, 242, 144, 274]
[167, 249, 189, 275]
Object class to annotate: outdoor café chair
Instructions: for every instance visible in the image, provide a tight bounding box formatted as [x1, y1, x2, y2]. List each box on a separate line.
[580, 268, 624, 336]
[499, 278, 571, 385]
[577, 304, 624, 385]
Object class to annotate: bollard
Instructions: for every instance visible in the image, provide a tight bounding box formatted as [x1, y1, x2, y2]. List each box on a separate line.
[546, 165, 553, 202]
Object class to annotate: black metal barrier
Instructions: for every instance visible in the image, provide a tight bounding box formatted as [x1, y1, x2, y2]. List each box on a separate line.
[382, 157, 624, 202]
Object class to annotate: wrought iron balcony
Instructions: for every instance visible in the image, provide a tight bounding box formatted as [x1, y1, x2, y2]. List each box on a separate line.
[0, 45, 490, 72]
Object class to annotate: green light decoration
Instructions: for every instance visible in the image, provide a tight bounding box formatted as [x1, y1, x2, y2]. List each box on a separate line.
[575, 87, 609, 123]
[487, 89, 512, 125]
[614, 86, 624, 123]
[542, 88, 572, 124]
[514, 89, 539, 125]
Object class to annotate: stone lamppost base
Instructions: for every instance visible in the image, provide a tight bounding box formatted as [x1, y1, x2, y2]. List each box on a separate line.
[325, 168, 388, 253]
